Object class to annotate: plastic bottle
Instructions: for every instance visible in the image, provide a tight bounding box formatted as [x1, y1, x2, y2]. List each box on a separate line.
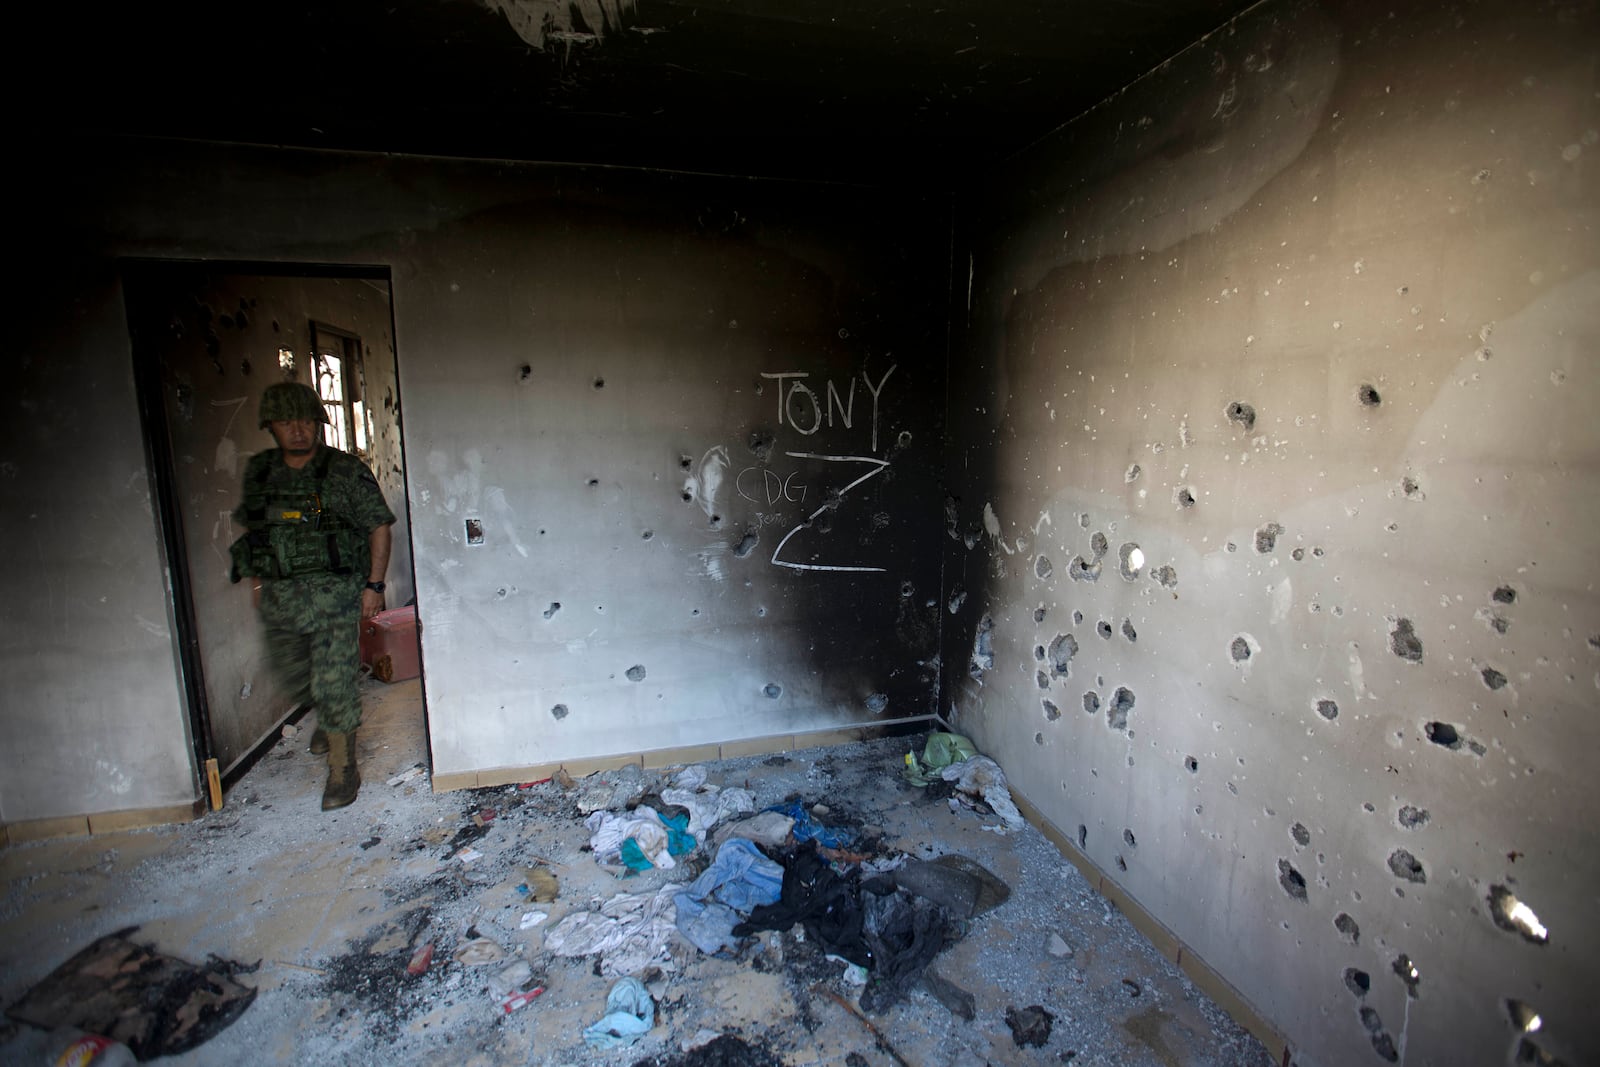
[44, 1028, 137, 1067]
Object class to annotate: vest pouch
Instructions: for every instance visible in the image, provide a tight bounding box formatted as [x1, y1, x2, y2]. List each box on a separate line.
[229, 529, 284, 581]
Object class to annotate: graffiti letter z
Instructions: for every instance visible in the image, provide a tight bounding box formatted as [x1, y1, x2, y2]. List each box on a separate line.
[770, 452, 890, 573]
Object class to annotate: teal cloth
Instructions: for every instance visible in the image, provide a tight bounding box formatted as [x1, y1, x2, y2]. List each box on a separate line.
[618, 811, 698, 871]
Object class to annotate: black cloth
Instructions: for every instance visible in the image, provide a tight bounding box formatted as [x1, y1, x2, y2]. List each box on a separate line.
[859, 890, 949, 1014]
[733, 845, 870, 967]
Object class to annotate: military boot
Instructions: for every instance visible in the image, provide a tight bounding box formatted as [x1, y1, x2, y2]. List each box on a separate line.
[309, 726, 329, 755]
[321, 730, 361, 811]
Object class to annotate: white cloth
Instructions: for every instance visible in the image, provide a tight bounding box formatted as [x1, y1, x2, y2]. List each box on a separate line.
[544, 884, 681, 976]
[941, 756, 1025, 830]
[586, 807, 676, 869]
[659, 785, 756, 838]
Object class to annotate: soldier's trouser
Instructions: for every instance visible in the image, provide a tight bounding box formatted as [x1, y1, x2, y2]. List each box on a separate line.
[264, 617, 363, 734]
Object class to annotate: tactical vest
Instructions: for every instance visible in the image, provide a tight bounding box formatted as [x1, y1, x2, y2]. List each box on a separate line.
[230, 447, 368, 582]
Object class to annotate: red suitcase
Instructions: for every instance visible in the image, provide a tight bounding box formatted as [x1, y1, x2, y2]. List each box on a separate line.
[360, 605, 421, 682]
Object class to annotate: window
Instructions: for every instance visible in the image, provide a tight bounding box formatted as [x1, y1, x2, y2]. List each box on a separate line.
[309, 322, 371, 460]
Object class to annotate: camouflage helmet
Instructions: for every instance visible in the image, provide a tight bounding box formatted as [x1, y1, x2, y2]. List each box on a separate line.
[258, 382, 330, 428]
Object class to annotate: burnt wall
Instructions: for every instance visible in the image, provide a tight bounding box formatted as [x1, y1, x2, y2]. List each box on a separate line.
[1, 138, 947, 822]
[942, 1, 1598, 1064]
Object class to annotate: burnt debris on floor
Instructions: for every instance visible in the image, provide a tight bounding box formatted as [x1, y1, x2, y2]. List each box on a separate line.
[0, 683, 1273, 1066]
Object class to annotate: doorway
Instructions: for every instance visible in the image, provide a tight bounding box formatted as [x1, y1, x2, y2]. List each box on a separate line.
[123, 261, 417, 787]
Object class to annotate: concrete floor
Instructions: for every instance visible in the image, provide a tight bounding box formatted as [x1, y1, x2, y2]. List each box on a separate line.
[0, 680, 1274, 1066]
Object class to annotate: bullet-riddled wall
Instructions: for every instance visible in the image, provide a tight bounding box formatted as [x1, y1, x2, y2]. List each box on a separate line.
[1, 140, 948, 824]
[943, 1, 1597, 1064]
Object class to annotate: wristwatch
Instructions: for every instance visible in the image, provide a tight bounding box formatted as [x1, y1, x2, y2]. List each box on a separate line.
[365, 581, 386, 594]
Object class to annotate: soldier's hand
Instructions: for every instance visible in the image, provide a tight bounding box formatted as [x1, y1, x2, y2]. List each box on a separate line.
[361, 589, 385, 619]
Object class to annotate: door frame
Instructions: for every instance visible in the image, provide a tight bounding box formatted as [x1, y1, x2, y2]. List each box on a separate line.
[122, 258, 404, 792]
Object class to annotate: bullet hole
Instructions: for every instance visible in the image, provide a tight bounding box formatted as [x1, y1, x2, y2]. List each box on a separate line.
[710, 515, 723, 529]
[464, 518, 485, 545]
[1291, 547, 1304, 561]
[271, 319, 280, 333]
[1121, 619, 1137, 643]
[1278, 859, 1308, 901]
[1090, 532, 1109, 560]
[1226, 542, 1237, 553]
[550, 703, 569, 721]
[1184, 755, 1198, 773]
[1115, 856, 1128, 872]
[587, 478, 600, 487]
[1033, 607, 1047, 624]
[1120, 978, 1142, 999]
[1254, 522, 1284, 554]
[592, 377, 605, 390]
[1424, 721, 1461, 749]
[1390, 618, 1424, 663]
[1084, 692, 1101, 715]
[1226, 401, 1257, 431]
[1482, 666, 1508, 690]
[1047, 633, 1079, 677]
[1488, 885, 1549, 944]
[1097, 620, 1114, 640]
[733, 530, 760, 558]
[1175, 486, 1196, 509]
[1358, 383, 1381, 407]
[1035, 732, 1045, 746]
[1079, 513, 1091, 529]
[1230, 635, 1254, 662]
[747, 429, 775, 461]
[1077, 825, 1088, 849]
[1491, 585, 1517, 605]
[691, 608, 700, 616]
[1505, 999, 1543, 1039]
[1398, 805, 1429, 829]
[496, 587, 507, 599]
[1367, 1022, 1399, 1062]
[970, 614, 995, 676]
[1033, 645, 1046, 663]
[1400, 475, 1425, 501]
[1363, 802, 1376, 813]
[240, 357, 252, 376]
[1107, 687, 1135, 731]
[756, 606, 767, 618]
[764, 684, 782, 699]
[1068, 556, 1101, 582]
[1118, 543, 1145, 580]
[625, 665, 647, 682]
[1359, 1007, 1383, 1034]
[642, 530, 654, 541]
[1123, 829, 1136, 848]
[1344, 968, 1371, 997]
[682, 491, 693, 502]
[1477, 609, 1510, 635]
[1073, 611, 1084, 625]
[1291, 822, 1311, 846]
[1125, 463, 1142, 484]
[865, 693, 889, 713]
[1036, 670, 1050, 690]
[1150, 564, 1178, 590]
[1035, 555, 1053, 580]
[1227, 782, 1239, 796]
[543, 602, 561, 620]
[1388, 849, 1426, 884]
[948, 589, 967, 614]
[1391, 953, 1420, 998]
[1334, 913, 1360, 944]
[1042, 699, 1060, 721]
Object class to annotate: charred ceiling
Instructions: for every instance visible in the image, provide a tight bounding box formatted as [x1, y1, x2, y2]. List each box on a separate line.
[42, 0, 1258, 183]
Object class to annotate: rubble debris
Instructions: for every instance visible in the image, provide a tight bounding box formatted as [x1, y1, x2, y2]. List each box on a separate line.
[634, 1034, 787, 1066]
[874, 854, 1010, 919]
[451, 940, 504, 966]
[940, 756, 1025, 830]
[1005, 1004, 1056, 1048]
[582, 976, 655, 1049]
[709, 810, 796, 850]
[405, 943, 433, 977]
[523, 867, 560, 902]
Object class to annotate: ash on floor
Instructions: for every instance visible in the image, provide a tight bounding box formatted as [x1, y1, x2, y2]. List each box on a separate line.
[0, 680, 1273, 1066]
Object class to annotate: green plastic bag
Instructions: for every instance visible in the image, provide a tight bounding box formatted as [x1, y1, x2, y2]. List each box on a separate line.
[903, 732, 978, 786]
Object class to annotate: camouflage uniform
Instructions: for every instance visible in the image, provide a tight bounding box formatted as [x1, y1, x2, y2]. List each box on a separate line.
[233, 444, 395, 734]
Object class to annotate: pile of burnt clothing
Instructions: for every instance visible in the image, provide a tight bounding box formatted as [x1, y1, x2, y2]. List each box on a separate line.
[733, 843, 1010, 1015]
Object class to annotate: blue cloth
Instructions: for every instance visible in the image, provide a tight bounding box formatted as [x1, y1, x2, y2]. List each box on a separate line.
[582, 976, 655, 1049]
[765, 801, 853, 848]
[658, 809, 697, 857]
[674, 839, 785, 953]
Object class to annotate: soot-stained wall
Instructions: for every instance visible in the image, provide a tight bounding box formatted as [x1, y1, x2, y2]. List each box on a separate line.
[3, 137, 947, 824]
[943, 1, 1598, 1064]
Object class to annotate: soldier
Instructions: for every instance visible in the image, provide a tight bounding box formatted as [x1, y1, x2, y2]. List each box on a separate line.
[230, 382, 396, 810]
